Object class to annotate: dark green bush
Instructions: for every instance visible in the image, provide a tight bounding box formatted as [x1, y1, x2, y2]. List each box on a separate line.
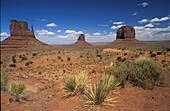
[25, 61, 33, 66]
[21, 56, 27, 61]
[151, 54, 156, 57]
[117, 57, 121, 60]
[167, 48, 170, 52]
[67, 57, 71, 61]
[12, 57, 16, 63]
[9, 64, 16, 67]
[0, 61, 2, 64]
[58, 56, 61, 59]
[32, 53, 37, 56]
[38, 85, 52, 92]
[1, 70, 8, 92]
[157, 52, 162, 55]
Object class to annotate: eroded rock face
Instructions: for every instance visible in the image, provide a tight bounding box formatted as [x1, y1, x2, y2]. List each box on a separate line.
[10, 19, 35, 37]
[78, 34, 85, 41]
[116, 25, 135, 39]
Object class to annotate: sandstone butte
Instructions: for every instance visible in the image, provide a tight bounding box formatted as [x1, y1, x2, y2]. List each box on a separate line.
[110, 25, 144, 46]
[0, 20, 51, 51]
[73, 34, 93, 47]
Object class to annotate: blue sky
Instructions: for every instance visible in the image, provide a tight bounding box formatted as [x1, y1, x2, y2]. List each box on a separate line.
[1, 0, 170, 44]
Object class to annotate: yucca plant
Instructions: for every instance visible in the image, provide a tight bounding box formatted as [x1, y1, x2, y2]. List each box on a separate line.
[62, 71, 90, 98]
[84, 74, 119, 108]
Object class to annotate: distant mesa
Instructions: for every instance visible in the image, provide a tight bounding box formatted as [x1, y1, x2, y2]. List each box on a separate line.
[0, 19, 50, 51]
[111, 25, 143, 45]
[73, 34, 93, 47]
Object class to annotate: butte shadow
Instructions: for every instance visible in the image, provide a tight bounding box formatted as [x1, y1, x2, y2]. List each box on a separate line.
[0, 20, 52, 51]
[110, 25, 144, 46]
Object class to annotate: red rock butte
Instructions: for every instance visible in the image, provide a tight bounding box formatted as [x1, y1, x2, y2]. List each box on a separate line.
[73, 34, 93, 47]
[0, 20, 51, 51]
[111, 25, 144, 46]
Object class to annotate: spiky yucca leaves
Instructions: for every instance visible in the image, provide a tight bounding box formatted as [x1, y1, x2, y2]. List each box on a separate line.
[84, 74, 119, 107]
[10, 81, 26, 95]
[62, 71, 90, 98]
[63, 76, 76, 92]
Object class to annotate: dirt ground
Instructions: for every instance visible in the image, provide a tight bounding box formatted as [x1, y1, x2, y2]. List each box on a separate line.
[1, 43, 170, 111]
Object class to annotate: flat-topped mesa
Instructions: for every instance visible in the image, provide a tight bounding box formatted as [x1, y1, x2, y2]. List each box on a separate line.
[78, 34, 85, 41]
[116, 25, 135, 39]
[10, 19, 35, 37]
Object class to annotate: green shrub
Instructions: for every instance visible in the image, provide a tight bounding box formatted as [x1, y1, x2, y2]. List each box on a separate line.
[84, 74, 119, 106]
[21, 56, 27, 61]
[12, 57, 16, 63]
[9, 64, 16, 67]
[124, 53, 127, 55]
[58, 56, 61, 59]
[151, 54, 156, 57]
[0, 61, 2, 64]
[129, 58, 166, 89]
[25, 61, 33, 66]
[32, 53, 37, 56]
[63, 76, 76, 92]
[117, 57, 121, 60]
[37, 85, 52, 92]
[67, 57, 71, 61]
[150, 51, 153, 54]
[10, 81, 26, 95]
[157, 52, 162, 55]
[166, 48, 170, 51]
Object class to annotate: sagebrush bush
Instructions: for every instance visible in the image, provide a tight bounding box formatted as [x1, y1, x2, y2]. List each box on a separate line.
[129, 57, 166, 89]
[1, 70, 8, 91]
[104, 57, 166, 90]
[9, 64, 17, 67]
[10, 81, 26, 95]
[84, 74, 119, 106]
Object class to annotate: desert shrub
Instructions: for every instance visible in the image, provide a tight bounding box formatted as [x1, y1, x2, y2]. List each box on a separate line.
[92, 70, 96, 73]
[63, 72, 90, 98]
[104, 63, 129, 87]
[104, 57, 166, 90]
[0, 61, 2, 64]
[8, 97, 13, 103]
[25, 61, 33, 66]
[61, 59, 63, 61]
[162, 60, 166, 63]
[37, 85, 52, 92]
[1, 71, 8, 91]
[84, 74, 119, 106]
[9, 64, 16, 67]
[157, 52, 162, 55]
[166, 48, 170, 51]
[67, 57, 71, 61]
[151, 54, 156, 57]
[96, 54, 101, 57]
[117, 57, 121, 60]
[58, 56, 61, 59]
[150, 51, 153, 54]
[58, 51, 60, 53]
[32, 53, 37, 56]
[10, 81, 26, 95]
[19, 90, 31, 100]
[21, 56, 27, 61]
[129, 57, 166, 89]
[70, 63, 73, 65]
[12, 56, 16, 63]
[124, 53, 127, 55]
[80, 55, 83, 58]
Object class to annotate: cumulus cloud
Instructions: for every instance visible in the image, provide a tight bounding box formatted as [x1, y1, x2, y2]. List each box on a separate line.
[35, 18, 47, 21]
[98, 24, 109, 27]
[65, 30, 83, 34]
[113, 21, 124, 24]
[150, 17, 170, 22]
[94, 33, 102, 36]
[134, 26, 145, 30]
[145, 23, 154, 27]
[138, 19, 149, 24]
[57, 30, 61, 33]
[111, 25, 123, 29]
[36, 30, 55, 36]
[132, 12, 138, 16]
[1, 32, 9, 37]
[46, 23, 57, 27]
[138, 16, 170, 24]
[138, 2, 149, 7]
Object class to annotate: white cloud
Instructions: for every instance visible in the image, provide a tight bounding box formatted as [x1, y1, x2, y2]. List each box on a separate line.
[35, 18, 47, 21]
[98, 24, 109, 27]
[41, 19, 47, 21]
[145, 23, 154, 27]
[138, 19, 149, 24]
[111, 25, 123, 29]
[1, 32, 9, 37]
[65, 30, 83, 34]
[94, 33, 102, 36]
[57, 30, 61, 33]
[36, 29, 55, 36]
[134, 26, 145, 30]
[46, 23, 57, 27]
[113, 21, 124, 24]
[132, 12, 138, 16]
[150, 17, 170, 22]
[138, 2, 149, 7]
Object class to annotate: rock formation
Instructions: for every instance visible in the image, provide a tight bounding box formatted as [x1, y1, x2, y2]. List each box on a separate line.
[73, 34, 93, 47]
[111, 25, 143, 46]
[0, 20, 51, 51]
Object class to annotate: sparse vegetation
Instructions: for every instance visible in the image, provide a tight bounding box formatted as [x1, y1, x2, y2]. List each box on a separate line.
[9, 63, 17, 67]
[37, 85, 52, 92]
[1, 70, 8, 92]
[25, 61, 33, 66]
[10, 81, 26, 95]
